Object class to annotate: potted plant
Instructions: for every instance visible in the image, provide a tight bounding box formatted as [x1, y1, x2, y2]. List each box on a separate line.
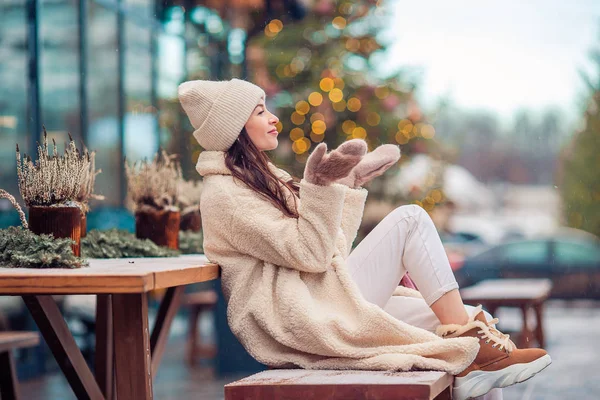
[0, 190, 87, 269]
[125, 150, 181, 250]
[177, 178, 203, 232]
[16, 130, 93, 256]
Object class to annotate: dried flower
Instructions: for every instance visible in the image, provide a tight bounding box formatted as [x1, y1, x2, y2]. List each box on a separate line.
[177, 178, 203, 216]
[125, 150, 182, 212]
[0, 189, 28, 229]
[76, 148, 104, 213]
[16, 128, 95, 208]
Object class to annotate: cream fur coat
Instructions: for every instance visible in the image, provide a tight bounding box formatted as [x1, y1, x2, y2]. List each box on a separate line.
[196, 150, 479, 375]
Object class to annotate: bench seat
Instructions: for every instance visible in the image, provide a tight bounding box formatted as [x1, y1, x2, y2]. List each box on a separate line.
[224, 369, 453, 400]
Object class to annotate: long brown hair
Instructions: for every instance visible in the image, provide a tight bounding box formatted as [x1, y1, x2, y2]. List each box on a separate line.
[225, 129, 300, 218]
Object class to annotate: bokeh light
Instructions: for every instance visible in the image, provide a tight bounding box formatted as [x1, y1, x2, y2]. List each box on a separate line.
[347, 97, 362, 112]
[329, 88, 344, 102]
[308, 92, 323, 106]
[366, 112, 381, 126]
[311, 120, 327, 134]
[295, 100, 310, 115]
[291, 112, 305, 125]
[289, 127, 304, 141]
[319, 77, 335, 92]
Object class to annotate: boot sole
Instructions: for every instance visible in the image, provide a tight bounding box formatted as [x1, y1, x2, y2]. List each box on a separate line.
[453, 354, 552, 400]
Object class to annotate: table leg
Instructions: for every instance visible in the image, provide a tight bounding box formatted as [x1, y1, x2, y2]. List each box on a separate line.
[112, 293, 152, 400]
[0, 350, 20, 400]
[533, 303, 546, 348]
[150, 286, 184, 377]
[95, 295, 113, 400]
[519, 304, 532, 348]
[22, 295, 104, 400]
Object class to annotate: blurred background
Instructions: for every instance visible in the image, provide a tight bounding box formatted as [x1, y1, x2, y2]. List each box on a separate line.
[1, 0, 600, 399]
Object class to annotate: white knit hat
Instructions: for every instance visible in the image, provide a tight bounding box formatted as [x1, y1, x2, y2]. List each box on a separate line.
[178, 78, 266, 151]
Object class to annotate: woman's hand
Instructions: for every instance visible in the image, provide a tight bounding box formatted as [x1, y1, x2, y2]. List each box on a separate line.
[337, 144, 401, 189]
[303, 139, 367, 186]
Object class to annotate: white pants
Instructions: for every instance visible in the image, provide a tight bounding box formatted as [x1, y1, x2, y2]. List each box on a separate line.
[346, 205, 502, 400]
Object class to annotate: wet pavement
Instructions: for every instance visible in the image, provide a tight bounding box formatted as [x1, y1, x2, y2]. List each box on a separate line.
[20, 299, 600, 400]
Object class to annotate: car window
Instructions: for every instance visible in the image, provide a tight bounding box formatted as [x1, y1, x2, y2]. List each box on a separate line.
[554, 241, 600, 264]
[501, 241, 549, 264]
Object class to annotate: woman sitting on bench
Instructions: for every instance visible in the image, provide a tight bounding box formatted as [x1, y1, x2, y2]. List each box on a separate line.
[179, 78, 551, 400]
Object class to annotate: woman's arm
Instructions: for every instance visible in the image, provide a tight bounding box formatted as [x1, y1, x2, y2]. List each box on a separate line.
[339, 187, 368, 257]
[226, 180, 346, 273]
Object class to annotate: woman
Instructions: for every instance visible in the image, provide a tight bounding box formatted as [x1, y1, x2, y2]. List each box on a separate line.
[179, 78, 551, 400]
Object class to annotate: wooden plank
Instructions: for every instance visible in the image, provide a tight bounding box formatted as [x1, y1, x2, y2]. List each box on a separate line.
[0, 332, 39, 352]
[23, 295, 104, 400]
[95, 294, 113, 400]
[224, 370, 453, 400]
[150, 286, 184, 378]
[0, 350, 20, 400]
[461, 279, 552, 303]
[113, 293, 153, 400]
[0, 255, 218, 294]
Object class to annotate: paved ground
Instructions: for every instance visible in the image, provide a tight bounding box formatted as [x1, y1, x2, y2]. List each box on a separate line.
[20, 299, 600, 399]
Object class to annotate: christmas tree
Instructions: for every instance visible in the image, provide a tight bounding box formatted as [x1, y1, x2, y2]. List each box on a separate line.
[247, 0, 442, 197]
[561, 89, 600, 236]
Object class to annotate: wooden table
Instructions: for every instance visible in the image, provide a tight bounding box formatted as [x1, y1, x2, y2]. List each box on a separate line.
[460, 279, 553, 348]
[0, 255, 220, 400]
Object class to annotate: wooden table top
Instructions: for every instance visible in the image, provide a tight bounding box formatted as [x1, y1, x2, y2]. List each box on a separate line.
[461, 278, 553, 303]
[0, 255, 220, 294]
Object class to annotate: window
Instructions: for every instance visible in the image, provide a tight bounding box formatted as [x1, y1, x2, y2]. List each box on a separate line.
[501, 241, 549, 264]
[554, 241, 600, 265]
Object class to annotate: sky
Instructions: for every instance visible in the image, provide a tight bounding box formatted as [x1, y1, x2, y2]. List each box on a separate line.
[384, 0, 600, 123]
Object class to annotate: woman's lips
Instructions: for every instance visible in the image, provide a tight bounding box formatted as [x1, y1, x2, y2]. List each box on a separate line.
[267, 130, 278, 136]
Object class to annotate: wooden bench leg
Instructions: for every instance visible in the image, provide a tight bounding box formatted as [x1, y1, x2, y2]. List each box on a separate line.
[187, 306, 200, 366]
[519, 305, 533, 348]
[533, 303, 545, 348]
[150, 286, 184, 378]
[113, 293, 153, 400]
[434, 386, 452, 400]
[0, 350, 19, 400]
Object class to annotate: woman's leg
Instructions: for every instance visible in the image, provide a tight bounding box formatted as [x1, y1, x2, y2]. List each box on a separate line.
[346, 204, 468, 324]
[383, 296, 503, 400]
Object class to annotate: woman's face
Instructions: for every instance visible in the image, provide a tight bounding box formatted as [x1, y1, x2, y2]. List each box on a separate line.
[244, 100, 280, 151]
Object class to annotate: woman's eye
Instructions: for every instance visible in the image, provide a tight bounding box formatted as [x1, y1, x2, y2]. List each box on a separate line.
[258, 111, 264, 115]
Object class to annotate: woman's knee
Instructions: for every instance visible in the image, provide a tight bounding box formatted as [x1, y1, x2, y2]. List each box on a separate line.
[391, 204, 425, 221]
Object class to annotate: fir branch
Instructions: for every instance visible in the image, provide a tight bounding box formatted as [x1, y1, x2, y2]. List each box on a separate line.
[178, 230, 204, 254]
[0, 227, 87, 269]
[81, 229, 180, 258]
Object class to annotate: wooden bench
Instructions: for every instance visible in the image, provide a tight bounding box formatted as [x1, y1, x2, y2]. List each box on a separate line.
[0, 331, 40, 400]
[460, 278, 553, 348]
[224, 369, 453, 400]
[183, 290, 218, 366]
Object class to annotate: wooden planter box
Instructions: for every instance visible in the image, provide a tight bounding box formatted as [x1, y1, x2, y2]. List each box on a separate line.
[135, 209, 180, 250]
[81, 212, 87, 238]
[28, 206, 82, 256]
[180, 211, 202, 232]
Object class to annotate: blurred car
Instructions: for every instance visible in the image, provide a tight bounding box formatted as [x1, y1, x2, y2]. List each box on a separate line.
[455, 231, 600, 299]
[441, 231, 490, 271]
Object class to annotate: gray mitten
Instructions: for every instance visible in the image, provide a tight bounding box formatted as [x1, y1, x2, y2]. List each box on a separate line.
[304, 139, 367, 186]
[337, 144, 401, 189]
